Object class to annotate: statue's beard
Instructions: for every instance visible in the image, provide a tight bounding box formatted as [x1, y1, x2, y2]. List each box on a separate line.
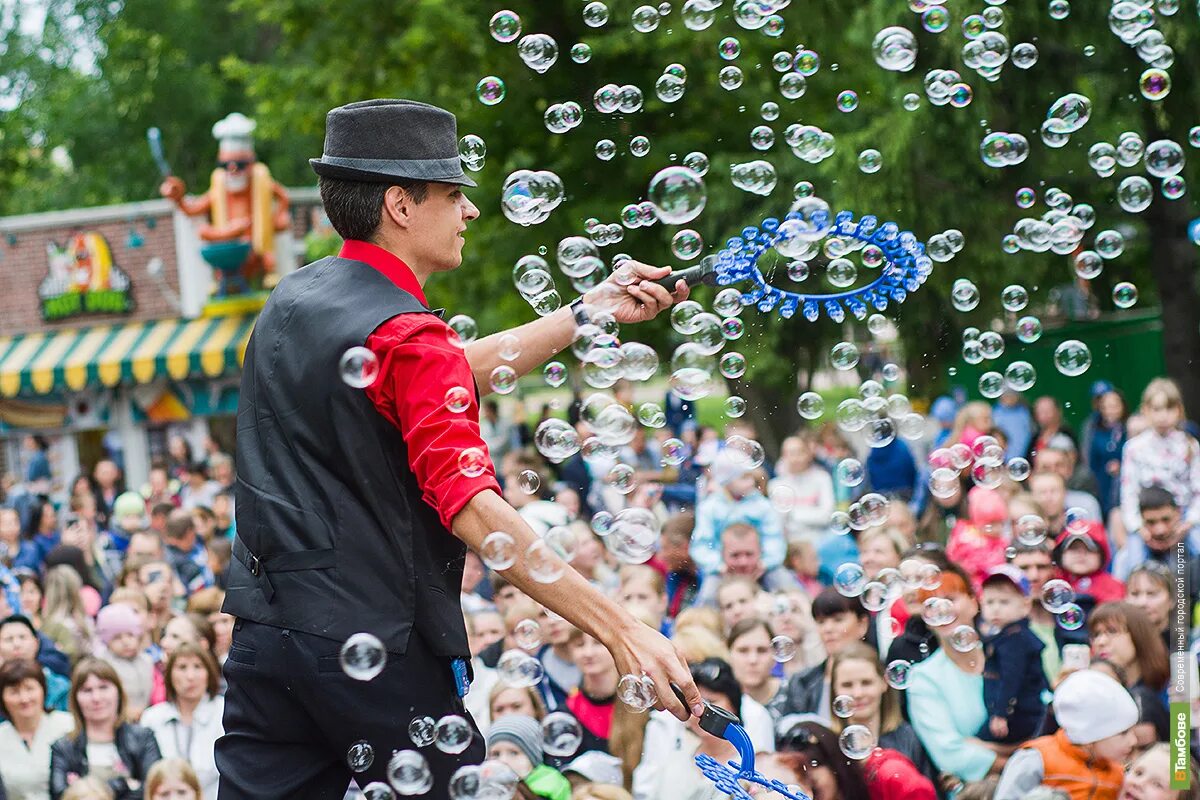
[225, 171, 250, 192]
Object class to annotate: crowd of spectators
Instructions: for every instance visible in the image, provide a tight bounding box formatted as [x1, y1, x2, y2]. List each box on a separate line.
[0, 373, 1198, 800]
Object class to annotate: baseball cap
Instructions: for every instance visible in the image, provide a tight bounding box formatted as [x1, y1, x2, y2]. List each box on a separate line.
[1059, 530, 1099, 552]
[563, 751, 624, 786]
[982, 564, 1031, 596]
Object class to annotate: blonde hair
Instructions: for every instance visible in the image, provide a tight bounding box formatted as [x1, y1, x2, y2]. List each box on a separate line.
[949, 401, 993, 444]
[145, 757, 202, 800]
[61, 776, 115, 800]
[1141, 377, 1184, 414]
[857, 528, 908, 562]
[42, 565, 92, 656]
[672, 606, 722, 638]
[486, 681, 546, 721]
[672, 624, 729, 662]
[107, 587, 150, 614]
[617, 564, 664, 596]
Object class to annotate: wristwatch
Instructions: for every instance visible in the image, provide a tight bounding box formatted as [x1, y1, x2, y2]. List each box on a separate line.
[570, 297, 591, 327]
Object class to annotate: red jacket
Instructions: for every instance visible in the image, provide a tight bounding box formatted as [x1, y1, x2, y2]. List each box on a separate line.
[864, 748, 937, 800]
[1052, 523, 1125, 604]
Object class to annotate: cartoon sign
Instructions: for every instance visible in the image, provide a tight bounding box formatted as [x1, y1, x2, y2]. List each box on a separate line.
[39, 232, 134, 320]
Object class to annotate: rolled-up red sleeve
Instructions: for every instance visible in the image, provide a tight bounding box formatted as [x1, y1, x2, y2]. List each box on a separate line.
[364, 314, 501, 529]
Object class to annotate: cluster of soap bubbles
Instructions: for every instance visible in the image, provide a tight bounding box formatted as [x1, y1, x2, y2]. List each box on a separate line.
[979, 131, 1031, 168]
[1107, 1, 1175, 100]
[784, 123, 837, 164]
[1001, 190, 1096, 257]
[543, 101, 585, 135]
[500, 169, 565, 226]
[512, 254, 564, 316]
[922, 68, 974, 108]
[593, 83, 645, 114]
[927, 433, 1021, 496]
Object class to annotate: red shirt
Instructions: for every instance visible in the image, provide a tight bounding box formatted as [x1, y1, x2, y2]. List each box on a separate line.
[342, 240, 501, 530]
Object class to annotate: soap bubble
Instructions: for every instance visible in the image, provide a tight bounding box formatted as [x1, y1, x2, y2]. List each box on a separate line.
[771, 635, 797, 662]
[731, 160, 777, 195]
[362, 783, 395, 800]
[534, 419, 581, 461]
[858, 149, 883, 173]
[884, 659, 911, 689]
[347, 740, 375, 772]
[517, 33, 558, 73]
[834, 563, 867, 597]
[408, 716, 436, 747]
[630, 135, 651, 157]
[1008, 457, 1032, 482]
[672, 229, 704, 260]
[513, 618, 542, 651]
[719, 65, 744, 90]
[582, 1, 609, 26]
[339, 347, 380, 389]
[340, 633, 386, 681]
[1139, 68, 1171, 100]
[527, 540, 565, 583]
[386, 750, 433, 795]
[458, 134, 486, 171]
[1053, 340, 1092, 377]
[480, 531, 517, 570]
[1118, 176, 1153, 213]
[476, 76, 507, 106]
[497, 649, 545, 688]
[836, 90, 859, 112]
[458, 448, 488, 478]
[434, 715, 475, 755]
[922, 597, 956, 627]
[951, 279, 980, 312]
[1016, 316, 1043, 343]
[489, 10, 522, 43]
[617, 673, 658, 711]
[1040, 579, 1075, 613]
[489, 365, 517, 395]
[1012, 42, 1038, 68]
[1001, 285, 1028, 312]
[1045, 93, 1092, 134]
[836, 458, 865, 487]
[949, 625, 981, 652]
[797, 392, 825, 419]
[1057, 603, 1084, 631]
[542, 712, 584, 756]
[632, 4, 660, 31]
[1005, 361, 1037, 392]
[838, 725, 875, 759]
[1112, 282, 1138, 308]
[647, 166, 707, 225]
[720, 352, 747, 379]
[1015, 514, 1047, 546]
[833, 695, 855, 718]
[872, 26, 917, 72]
[830, 343, 860, 371]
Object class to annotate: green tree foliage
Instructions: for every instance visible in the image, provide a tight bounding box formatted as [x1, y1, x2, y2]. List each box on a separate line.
[3, 0, 1198, 439]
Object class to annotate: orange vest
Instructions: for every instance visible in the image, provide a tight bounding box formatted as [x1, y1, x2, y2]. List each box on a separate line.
[1027, 729, 1123, 800]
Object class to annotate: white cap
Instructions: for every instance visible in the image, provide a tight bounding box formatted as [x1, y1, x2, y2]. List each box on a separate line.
[212, 112, 256, 153]
[562, 751, 623, 785]
[1053, 670, 1139, 745]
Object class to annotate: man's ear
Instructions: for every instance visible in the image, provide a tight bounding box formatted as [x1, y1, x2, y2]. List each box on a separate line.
[382, 185, 414, 230]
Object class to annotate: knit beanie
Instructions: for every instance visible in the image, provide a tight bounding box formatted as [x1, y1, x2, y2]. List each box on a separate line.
[96, 602, 143, 646]
[486, 714, 543, 766]
[1052, 669, 1139, 745]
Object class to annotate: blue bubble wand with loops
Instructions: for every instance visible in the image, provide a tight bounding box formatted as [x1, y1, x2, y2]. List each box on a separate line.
[670, 685, 812, 800]
[653, 209, 933, 322]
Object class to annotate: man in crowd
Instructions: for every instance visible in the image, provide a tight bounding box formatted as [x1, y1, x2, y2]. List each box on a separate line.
[1112, 486, 1200, 583]
[694, 522, 801, 607]
[164, 509, 215, 593]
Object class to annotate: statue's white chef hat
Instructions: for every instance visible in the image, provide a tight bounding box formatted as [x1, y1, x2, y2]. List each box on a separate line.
[212, 113, 256, 153]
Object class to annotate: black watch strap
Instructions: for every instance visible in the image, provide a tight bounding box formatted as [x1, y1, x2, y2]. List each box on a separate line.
[570, 297, 591, 327]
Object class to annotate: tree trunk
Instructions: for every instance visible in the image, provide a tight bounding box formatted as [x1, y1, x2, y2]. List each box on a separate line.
[1147, 196, 1200, 420]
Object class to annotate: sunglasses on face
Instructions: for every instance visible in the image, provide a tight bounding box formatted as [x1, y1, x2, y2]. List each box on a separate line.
[221, 159, 252, 171]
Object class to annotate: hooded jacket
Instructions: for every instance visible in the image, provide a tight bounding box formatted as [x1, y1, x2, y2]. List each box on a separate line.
[1052, 522, 1125, 604]
[864, 747, 938, 800]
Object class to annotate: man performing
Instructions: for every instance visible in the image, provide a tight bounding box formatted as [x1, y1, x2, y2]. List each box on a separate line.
[214, 99, 703, 798]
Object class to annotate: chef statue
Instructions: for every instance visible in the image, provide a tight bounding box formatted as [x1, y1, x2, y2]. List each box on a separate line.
[160, 113, 291, 297]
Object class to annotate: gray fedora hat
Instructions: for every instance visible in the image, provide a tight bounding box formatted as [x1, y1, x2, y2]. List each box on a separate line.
[309, 98, 476, 187]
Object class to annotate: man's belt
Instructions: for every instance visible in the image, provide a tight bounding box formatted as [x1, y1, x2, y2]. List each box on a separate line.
[232, 536, 335, 602]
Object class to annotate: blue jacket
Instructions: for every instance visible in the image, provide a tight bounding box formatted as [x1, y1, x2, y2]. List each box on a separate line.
[981, 619, 1048, 734]
[866, 438, 918, 498]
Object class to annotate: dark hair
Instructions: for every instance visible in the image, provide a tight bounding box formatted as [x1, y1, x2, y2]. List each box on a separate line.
[811, 588, 869, 622]
[186, 461, 209, 478]
[68, 657, 126, 736]
[150, 502, 176, 518]
[317, 176, 429, 241]
[31, 435, 49, 452]
[0, 614, 39, 640]
[165, 509, 195, 541]
[0, 658, 48, 718]
[1139, 485, 1178, 513]
[775, 721, 871, 798]
[43, 545, 97, 591]
[1008, 540, 1054, 559]
[22, 495, 54, 539]
[164, 641, 221, 703]
[690, 658, 742, 719]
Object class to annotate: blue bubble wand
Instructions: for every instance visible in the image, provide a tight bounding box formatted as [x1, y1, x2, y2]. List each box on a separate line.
[655, 209, 932, 322]
[671, 685, 812, 800]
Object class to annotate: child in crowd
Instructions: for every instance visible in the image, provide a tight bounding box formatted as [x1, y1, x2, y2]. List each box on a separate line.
[616, 565, 668, 636]
[946, 487, 1010, 590]
[485, 715, 572, 800]
[976, 566, 1048, 744]
[784, 539, 822, 598]
[994, 670, 1138, 800]
[95, 601, 154, 720]
[714, 575, 759, 633]
[1119, 376, 1200, 533]
[690, 450, 784, 577]
[1052, 523, 1125, 605]
[653, 512, 700, 620]
[145, 758, 203, 800]
[565, 626, 619, 752]
[769, 433, 835, 541]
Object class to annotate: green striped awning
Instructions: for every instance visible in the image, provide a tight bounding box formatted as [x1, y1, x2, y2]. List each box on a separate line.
[0, 314, 256, 398]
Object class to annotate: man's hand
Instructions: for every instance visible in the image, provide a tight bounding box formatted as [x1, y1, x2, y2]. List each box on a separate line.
[159, 176, 186, 202]
[604, 616, 704, 721]
[583, 260, 689, 324]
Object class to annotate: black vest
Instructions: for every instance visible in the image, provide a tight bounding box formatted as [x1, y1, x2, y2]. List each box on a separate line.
[223, 256, 470, 657]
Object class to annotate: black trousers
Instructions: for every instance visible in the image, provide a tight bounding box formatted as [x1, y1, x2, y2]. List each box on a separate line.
[215, 619, 484, 799]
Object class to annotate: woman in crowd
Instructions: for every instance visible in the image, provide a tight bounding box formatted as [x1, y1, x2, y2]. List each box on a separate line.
[143, 759, 202, 800]
[16, 571, 44, 625]
[905, 567, 1008, 791]
[772, 588, 871, 721]
[775, 719, 935, 800]
[489, 683, 548, 724]
[1087, 601, 1170, 744]
[856, 529, 908, 656]
[49, 658, 161, 800]
[183, 590, 232, 666]
[1124, 562, 1173, 653]
[24, 498, 61, 568]
[0, 507, 37, 572]
[726, 618, 785, 711]
[765, 591, 825, 675]
[39, 565, 94, 665]
[139, 644, 223, 800]
[0, 658, 74, 800]
[828, 642, 941, 792]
